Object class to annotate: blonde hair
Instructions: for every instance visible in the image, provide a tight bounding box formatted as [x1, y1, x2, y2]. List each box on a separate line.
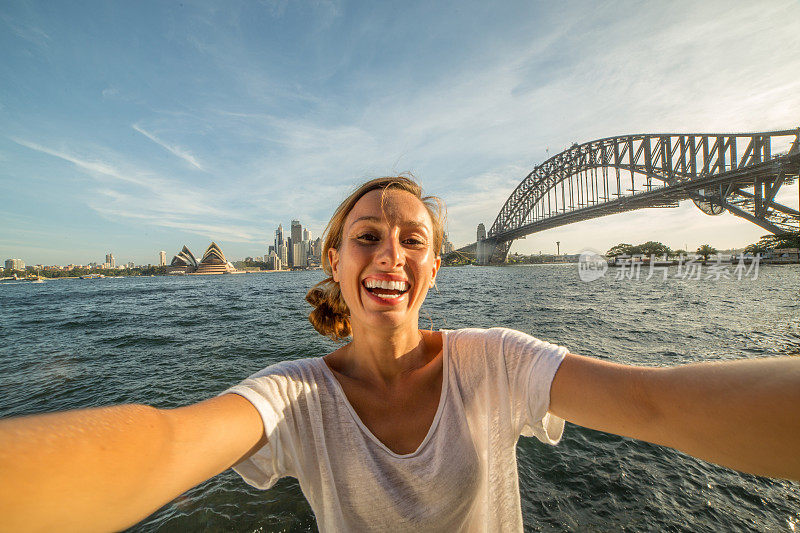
[306, 175, 445, 341]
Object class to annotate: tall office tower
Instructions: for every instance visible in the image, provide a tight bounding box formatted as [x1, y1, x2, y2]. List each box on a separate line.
[303, 228, 310, 242]
[286, 237, 293, 266]
[159, 251, 166, 266]
[268, 245, 275, 256]
[477, 223, 486, 241]
[275, 224, 284, 249]
[106, 253, 115, 268]
[441, 233, 454, 255]
[278, 243, 287, 266]
[291, 220, 303, 245]
[292, 241, 306, 267]
[268, 250, 281, 271]
[313, 237, 322, 261]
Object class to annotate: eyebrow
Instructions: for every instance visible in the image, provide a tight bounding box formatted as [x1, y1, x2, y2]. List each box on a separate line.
[350, 216, 429, 230]
[352, 216, 382, 224]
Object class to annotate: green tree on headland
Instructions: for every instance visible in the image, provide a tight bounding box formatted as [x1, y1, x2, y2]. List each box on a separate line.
[744, 232, 799, 254]
[637, 241, 672, 257]
[606, 243, 634, 257]
[606, 241, 671, 257]
[696, 244, 717, 261]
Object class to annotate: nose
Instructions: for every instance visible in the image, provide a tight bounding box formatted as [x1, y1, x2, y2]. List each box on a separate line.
[376, 232, 403, 268]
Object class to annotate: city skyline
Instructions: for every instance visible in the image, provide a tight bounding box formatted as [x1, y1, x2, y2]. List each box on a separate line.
[1, 1, 799, 265]
[2, 214, 322, 269]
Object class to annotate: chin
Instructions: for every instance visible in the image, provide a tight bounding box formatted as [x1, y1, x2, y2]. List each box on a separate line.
[356, 310, 420, 332]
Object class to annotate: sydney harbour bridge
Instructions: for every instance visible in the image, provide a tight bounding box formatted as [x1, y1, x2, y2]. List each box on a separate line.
[452, 128, 800, 264]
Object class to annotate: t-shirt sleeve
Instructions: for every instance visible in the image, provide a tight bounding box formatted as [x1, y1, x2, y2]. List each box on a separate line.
[498, 328, 568, 445]
[220, 365, 298, 490]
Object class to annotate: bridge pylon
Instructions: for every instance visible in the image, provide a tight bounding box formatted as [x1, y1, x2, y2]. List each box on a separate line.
[476, 238, 497, 265]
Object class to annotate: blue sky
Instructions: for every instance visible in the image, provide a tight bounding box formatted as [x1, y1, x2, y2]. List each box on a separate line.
[1, 0, 799, 265]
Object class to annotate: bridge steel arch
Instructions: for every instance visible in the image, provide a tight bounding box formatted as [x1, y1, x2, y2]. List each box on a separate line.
[479, 129, 800, 264]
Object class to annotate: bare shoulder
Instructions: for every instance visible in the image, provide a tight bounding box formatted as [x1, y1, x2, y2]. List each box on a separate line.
[420, 329, 443, 358]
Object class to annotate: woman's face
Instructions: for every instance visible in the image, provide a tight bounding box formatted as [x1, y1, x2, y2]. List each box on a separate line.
[329, 188, 441, 333]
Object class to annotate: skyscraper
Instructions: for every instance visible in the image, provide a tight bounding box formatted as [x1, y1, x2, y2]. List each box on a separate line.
[105, 253, 115, 268]
[312, 237, 322, 261]
[278, 243, 288, 267]
[268, 250, 281, 271]
[159, 251, 166, 266]
[275, 224, 284, 249]
[303, 228, 310, 242]
[292, 241, 306, 267]
[441, 234, 454, 255]
[291, 220, 303, 244]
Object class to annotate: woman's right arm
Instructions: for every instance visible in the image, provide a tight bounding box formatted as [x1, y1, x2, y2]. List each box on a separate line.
[0, 394, 265, 532]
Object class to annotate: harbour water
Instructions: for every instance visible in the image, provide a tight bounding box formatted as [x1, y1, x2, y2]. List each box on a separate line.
[1, 265, 798, 532]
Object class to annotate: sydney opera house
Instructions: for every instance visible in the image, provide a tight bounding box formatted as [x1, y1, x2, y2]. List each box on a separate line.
[169, 242, 236, 274]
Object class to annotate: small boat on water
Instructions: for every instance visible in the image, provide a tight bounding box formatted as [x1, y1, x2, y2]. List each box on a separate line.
[80, 274, 105, 279]
[26, 269, 46, 283]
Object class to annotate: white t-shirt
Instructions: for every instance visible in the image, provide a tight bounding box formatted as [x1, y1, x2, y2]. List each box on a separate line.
[224, 327, 568, 532]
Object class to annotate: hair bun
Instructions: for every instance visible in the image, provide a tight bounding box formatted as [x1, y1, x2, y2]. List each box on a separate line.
[305, 286, 326, 308]
[306, 278, 351, 341]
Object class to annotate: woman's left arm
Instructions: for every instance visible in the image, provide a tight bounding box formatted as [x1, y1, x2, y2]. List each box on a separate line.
[549, 353, 800, 481]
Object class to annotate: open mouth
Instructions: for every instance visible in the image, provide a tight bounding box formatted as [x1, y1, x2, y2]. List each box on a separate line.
[362, 279, 410, 300]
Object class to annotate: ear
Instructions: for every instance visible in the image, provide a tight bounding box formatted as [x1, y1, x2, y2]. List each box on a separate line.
[430, 255, 441, 287]
[328, 247, 340, 282]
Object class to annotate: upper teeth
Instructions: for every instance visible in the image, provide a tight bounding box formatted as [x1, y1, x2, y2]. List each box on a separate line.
[364, 279, 409, 291]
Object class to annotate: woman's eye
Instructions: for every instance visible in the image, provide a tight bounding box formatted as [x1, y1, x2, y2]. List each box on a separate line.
[357, 233, 379, 242]
[403, 237, 426, 246]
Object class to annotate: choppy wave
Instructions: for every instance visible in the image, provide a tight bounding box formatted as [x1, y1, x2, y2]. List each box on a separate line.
[1, 266, 798, 531]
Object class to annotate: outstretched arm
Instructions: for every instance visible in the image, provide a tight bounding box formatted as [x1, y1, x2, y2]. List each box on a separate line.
[0, 394, 265, 532]
[549, 353, 800, 480]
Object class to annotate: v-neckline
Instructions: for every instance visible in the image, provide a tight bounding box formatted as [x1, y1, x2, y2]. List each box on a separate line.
[316, 330, 450, 459]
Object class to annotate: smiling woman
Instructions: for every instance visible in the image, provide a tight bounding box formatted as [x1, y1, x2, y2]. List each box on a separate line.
[306, 176, 445, 341]
[0, 175, 799, 532]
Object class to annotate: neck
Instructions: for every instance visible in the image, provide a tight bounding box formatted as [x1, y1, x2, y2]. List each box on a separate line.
[340, 321, 430, 386]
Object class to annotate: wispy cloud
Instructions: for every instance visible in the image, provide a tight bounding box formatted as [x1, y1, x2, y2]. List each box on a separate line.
[101, 86, 119, 99]
[0, 13, 51, 49]
[10, 137, 264, 243]
[132, 124, 205, 170]
[11, 137, 154, 188]
[90, 195, 264, 243]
